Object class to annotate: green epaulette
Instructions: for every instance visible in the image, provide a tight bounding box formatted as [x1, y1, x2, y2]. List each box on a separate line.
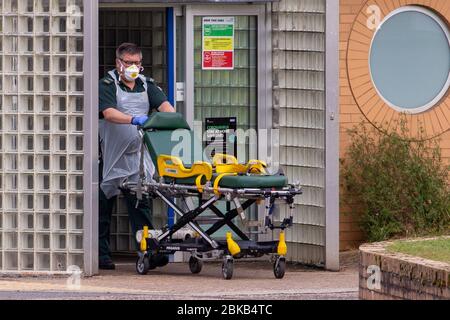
[102, 77, 114, 85]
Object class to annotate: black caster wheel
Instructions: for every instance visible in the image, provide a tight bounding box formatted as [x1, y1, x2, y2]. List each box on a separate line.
[189, 256, 203, 274]
[274, 257, 286, 279]
[222, 258, 234, 280]
[136, 256, 150, 275]
[151, 253, 168, 268]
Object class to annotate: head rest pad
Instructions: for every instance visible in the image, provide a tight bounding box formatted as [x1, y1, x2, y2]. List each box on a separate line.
[143, 112, 191, 130]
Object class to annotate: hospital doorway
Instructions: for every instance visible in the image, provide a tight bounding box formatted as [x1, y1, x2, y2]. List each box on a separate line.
[99, 7, 169, 254]
[98, 4, 262, 256]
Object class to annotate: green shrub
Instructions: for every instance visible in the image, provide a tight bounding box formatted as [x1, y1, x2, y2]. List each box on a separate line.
[341, 119, 450, 242]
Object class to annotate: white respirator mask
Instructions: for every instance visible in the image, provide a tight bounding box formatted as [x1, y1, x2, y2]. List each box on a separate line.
[119, 61, 141, 82]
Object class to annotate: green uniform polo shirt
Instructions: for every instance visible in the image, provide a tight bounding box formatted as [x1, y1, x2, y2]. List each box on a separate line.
[99, 70, 168, 119]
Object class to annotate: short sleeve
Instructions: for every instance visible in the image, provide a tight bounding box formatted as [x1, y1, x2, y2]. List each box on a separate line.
[99, 77, 117, 117]
[146, 80, 168, 111]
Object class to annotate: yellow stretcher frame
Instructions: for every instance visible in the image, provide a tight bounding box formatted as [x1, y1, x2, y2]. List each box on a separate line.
[156, 153, 271, 195]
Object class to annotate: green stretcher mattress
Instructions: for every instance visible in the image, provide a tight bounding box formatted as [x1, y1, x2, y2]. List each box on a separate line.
[163, 174, 287, 189]
[142, 113, 288, 189]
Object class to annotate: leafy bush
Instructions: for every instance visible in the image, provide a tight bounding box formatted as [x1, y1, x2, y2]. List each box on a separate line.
[341, 119, 450, 242]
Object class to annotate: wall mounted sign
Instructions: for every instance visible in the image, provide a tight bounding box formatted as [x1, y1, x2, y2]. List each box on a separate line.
[202, 17, 234, 70]
[205, 117, 237, 160]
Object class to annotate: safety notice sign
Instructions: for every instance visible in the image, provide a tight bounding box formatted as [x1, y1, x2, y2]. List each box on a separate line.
[205, 117, 237, 159]
[202, 17, 234, 70]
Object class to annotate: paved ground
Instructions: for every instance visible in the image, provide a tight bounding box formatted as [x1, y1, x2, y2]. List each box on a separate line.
[0, 251, 359, 300]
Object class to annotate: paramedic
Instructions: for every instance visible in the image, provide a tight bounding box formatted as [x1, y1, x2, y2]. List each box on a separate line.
[98, 43, 175, 270]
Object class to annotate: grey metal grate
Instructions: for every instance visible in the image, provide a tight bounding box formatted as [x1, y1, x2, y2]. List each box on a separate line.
[99, 8, 168, 92]
[99, 8, 169, 254]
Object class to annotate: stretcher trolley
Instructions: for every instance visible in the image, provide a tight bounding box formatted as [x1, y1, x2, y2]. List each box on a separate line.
[122, 113, 302, 279]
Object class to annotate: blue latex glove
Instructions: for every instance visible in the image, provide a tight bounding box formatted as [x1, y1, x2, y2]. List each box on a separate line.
[131, 115, 149, 126]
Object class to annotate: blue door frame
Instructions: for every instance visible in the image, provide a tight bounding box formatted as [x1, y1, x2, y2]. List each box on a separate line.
[166, 7, 175, 107]
[166, 7, 175, 227]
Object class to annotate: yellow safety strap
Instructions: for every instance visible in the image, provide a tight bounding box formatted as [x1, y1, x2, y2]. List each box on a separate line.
[213, 154, 267, 175]
[157, 155, 213, 181]
[247, 165, 262, 174]
[213, 173, 236, 196]
[215, 163, 246, 174]
[195, 174, 206, 193]
[246, 160, 267, 174]
[212, 153, 238, 165]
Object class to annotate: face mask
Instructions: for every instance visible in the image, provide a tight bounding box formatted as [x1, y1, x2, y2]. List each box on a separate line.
[120, 61, 140, 82]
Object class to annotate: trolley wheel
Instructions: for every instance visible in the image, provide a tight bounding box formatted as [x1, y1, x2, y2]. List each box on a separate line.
[136, 256, 150, 275]
[274, 257, 286, 279]
[222, 258, 234, 280]
[189, 256, 203, 274]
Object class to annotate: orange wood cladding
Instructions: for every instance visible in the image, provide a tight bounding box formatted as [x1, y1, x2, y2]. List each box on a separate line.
[340, 0, 450, 251]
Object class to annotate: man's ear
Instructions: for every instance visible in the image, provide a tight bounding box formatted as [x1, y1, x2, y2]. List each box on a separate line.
[116, 59, 123, 72]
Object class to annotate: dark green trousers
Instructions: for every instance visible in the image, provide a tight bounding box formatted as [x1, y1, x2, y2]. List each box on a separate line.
[99, 187, 154, 263]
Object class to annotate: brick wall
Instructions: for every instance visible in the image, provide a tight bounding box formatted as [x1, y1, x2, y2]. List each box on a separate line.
[359, 239, 450, 300]
[339, 0, 450, 251]
[340, 0, 369, 251]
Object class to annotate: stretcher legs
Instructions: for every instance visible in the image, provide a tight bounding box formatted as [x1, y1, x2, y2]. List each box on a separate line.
[127, 185, 298, 279]
[155, 190, 219, 249]
[206, 200, 255, 238]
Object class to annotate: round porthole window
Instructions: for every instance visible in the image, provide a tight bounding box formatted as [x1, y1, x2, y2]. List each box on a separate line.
[369, 6, 450, 114]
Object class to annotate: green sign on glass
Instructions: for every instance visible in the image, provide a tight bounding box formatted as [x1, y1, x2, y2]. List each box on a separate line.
[203, 23, 234, 37]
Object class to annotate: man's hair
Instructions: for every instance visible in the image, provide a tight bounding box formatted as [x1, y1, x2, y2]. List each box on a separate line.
[116, 43, 142, 59]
